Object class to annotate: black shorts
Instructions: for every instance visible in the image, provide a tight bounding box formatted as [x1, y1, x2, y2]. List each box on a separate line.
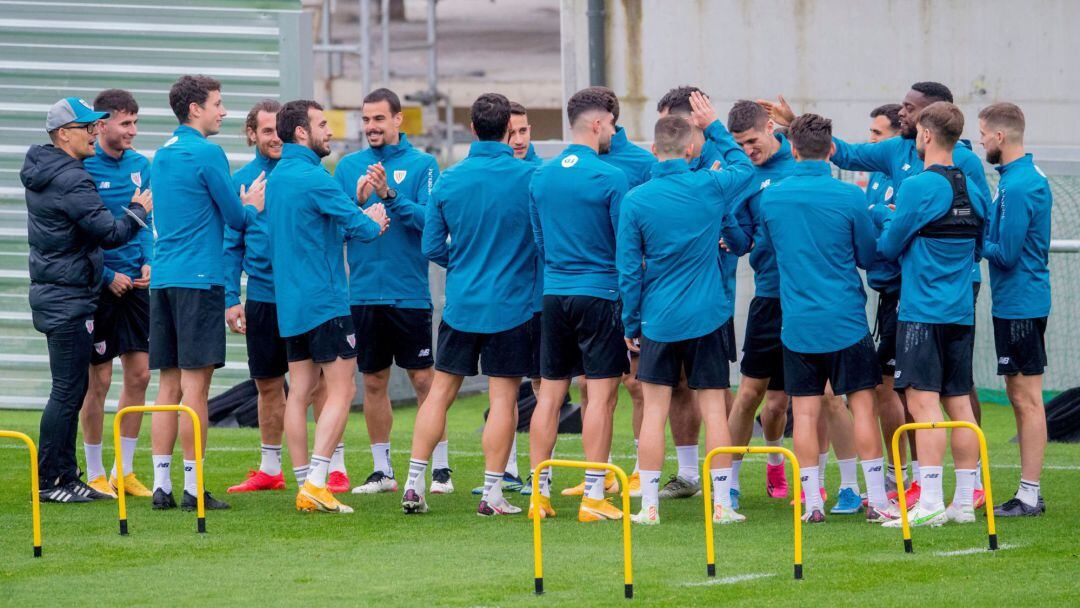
[722, 317, 737, 363]
[637, 323, 733, 389]
[540, 295, 629, 380]
[435, 319, 533, 378]
[740, 296, 784, 390]
[783, 333, 880, 397]
[528, 312, 542, 379]
[874, 289, 900, 376]
[285, 315, 358, 364]
[893, 321, 974, 397]
[90, 287, 149, 365]
[993, 316, 1048, 376]
[350, 305, 434, 373]
[149, 286, 225, 370]
[245, 300, 289, 379]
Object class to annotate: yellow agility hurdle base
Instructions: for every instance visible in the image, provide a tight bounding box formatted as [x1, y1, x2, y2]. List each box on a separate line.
[0, 430, 42, 557]
[531, 460, 634, 599]
[703, 446, 803, 580]
[113, 405, 205, 535]
[890, 421, 998, 553]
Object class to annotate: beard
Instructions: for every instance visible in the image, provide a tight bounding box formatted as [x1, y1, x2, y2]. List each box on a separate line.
[985, 147, 1002, 165]
[901, 123, 917, 139]
[310, 138, 331, 158]
[598, 138, 612, 155]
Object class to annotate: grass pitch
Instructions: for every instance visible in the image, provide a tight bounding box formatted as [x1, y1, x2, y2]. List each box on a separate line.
[1, 388, 1078, 607]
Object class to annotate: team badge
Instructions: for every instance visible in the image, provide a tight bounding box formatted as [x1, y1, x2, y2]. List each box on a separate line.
[85, 320, 94, 334]
[393, 170, 407, 184]
[760, 178, 771, 190]
[884, 186, 894, 202]
[346, 333, 356, 348]
[561, 154, 579, 168]
[131, 172, 142, 188]
[94, 341, 107, 355]
[901, 163, 911, 172]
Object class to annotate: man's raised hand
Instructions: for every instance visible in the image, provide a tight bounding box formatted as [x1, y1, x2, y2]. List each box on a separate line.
[367, 163, 389, 199]
[131, 187, 153, 214]
[689, 91, 718, 130]
[356, 175, 375, 203]
[364, 202, 391, 235]
[756, 94, 796, 127]
[241, 171, 266, 213]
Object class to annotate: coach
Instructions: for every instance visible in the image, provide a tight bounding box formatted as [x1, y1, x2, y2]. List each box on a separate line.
[22, 97, 152, 502]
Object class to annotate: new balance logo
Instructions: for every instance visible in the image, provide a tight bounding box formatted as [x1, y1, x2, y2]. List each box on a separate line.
[156, 462, 170, 469]
[894, 370, 902, 379]
[99, 181, 111, 189]
[869, 466, 882, 473]
[999, 357, 1011, 364]
[713, 475, 728, 482]
[418, 348, 431, 357]
[925, 473, 940, 479]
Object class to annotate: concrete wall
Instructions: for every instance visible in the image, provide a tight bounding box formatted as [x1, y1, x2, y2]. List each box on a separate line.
[561, 0, 1078, 148]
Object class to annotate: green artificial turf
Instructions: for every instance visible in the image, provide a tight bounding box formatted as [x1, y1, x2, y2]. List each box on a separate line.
[1, 389, 1077, 607]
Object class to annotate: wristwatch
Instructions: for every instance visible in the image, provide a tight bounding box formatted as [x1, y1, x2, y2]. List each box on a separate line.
[383, 188, 397, 201]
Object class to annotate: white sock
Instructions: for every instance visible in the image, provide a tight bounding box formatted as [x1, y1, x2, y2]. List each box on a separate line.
[293, 465, 309, 486]
[405, 458, 427, 494]
[818, 452, 828, 488]
[632, 439, 640, 474]
[183, 459, 198, 496]
[372, 442, 393, 476]
[432, 440, 449, 470]
[1017, 479, 1040, 507]
[110, 436, 139, 479]
[861, 458, 887, 508]
[640, 469, 661, 510]
[675, 444, 700, 482]
[308, 455, 331, 488]
[584, 469, 606, 500]
[482, 470, 503, 503]
[152, 454, 172, 493]
[920, 465, 945, 510]
[974, 462, 984, 490]
[330, 443, 347, 474]
[731, 459, 742, 491]
[711, 468, 733, 509]
[765, 437, 784, 465]
[838, 457, 860, 492]
[911, 460, 921, 482]
[83, 443, 105, 481]
[505, 435, 520, 478]
[802, 466, 824, 512]
[259, 444, 282, 476]
[953, 468, 977, 508]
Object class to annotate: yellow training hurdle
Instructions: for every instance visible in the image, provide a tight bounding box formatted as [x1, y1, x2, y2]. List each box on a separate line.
[113, 405, 205, 535]
[890, 421, 997, 553]
[531, 460, 634, 599]
[703, 446, 803, 579]
[0, 430, 42, 557]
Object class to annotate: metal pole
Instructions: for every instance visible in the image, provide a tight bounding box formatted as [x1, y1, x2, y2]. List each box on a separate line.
[321, 0, 332, 77]
[381, 0, 391, 85]
[427, 0, 447, 162]
[360, 0, 372, 95]
[586, 0, 606, 86]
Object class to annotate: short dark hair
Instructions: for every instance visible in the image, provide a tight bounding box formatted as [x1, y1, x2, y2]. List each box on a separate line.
[567, 87, 615, 127]
[244, 99, 281, 145]
[911, 81, 953, 104]
[788, 113, 833, 160]
[363, 88, 401, 114]
[917, 101, 964, 148]
[509, 101, 528, 116]
[580, 85, 620, 122]
[656, 85, 703, 116]
[653, 115, 692, 157]
[978, 102, 1025, 136]
[870, 103, 902, 130]
[276, 99, 324, 144]
[727, 100, 768, 133]
[94, 89, 139, 115]
[470, 93, 511, 141]
[168, 75, 221, 123]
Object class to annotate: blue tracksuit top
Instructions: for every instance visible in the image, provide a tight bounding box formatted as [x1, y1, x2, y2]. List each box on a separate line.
[863, 170, 897, 292]
[722, 134, 798, 299]
[877, 165, 990, 325]
[223, 150, 277, 306]
[693, 121, 747, 321]
[530, 144, 629, 300]
[760, 161, 877, 353]
[521, 143, 545, 312]
[984, 154, 1053, 319]
[422, 141, 537, 333]
[617, 147, 753, 342]
[832, 136, 991, 288]
[83, 143, 153, 287]
[150, 125, 256, 289]
[335, 134, 440, 308]
[268, 144, 382, 337]
[603, 126, 655, 189]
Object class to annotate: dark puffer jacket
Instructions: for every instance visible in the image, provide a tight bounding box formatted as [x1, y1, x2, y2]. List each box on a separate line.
[21, 144, 147, 333]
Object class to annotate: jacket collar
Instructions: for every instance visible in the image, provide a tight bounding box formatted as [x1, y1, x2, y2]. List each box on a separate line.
[792, 159, 832, 176]
[282, 142, 323, 165]
[468, 140, 514, 158]
[650, 158, 691, 178]
[370, 132, 413, 161]
[996, 153, 1034, 176]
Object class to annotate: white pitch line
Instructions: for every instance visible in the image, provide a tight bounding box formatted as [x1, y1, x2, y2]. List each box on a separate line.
[933, 543, 1015, 557]
[684, 572, 776, 586]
